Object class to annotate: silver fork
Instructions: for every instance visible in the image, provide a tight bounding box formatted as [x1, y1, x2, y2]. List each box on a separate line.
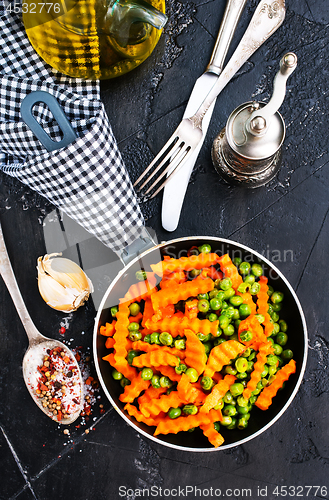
[134, 0, 286, 200]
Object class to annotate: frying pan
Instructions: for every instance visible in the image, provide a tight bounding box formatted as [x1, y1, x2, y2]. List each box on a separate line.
[93, 236, 308, 452]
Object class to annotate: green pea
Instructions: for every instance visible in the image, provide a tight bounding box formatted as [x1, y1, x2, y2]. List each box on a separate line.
[175, 363, 187, 374]
[235, 319, 241, 329]
[209, 289, 220, 299]
[255, 314, 265, 324]
[268, 337, 275, 346]
[135, 270, 147, 281]
[223, 324, 235, 336]
[236, 372, 248, 380]
[129, 302, 141, 316]
[282, 349, 293, 361]
[128, 322, 139, 332]
[251, 263, 263, 277]
[237, 404, 251, 415]
[110, 306, 118, 317]
[203, 342, 212, 355]
[185, 368, 199, 383]
[272, 303, 282, 312]
[250, 282, 261, 295]
[267, 303, 274, 315]
[224, 288, 235, 300]
[207, 313, 218, 322]
[237, 282, 249, 294]
[220, 416, 233, 427]
[143, 334, 151, 343]
[221, 301, 228, 309]
[223, 391, 234, 404]
[214, 337, 226, 346]
[232, 309, 240, 320]
[239, 330, 253, 342]
[189, 269, 201, 278]
[174, 338, 186, 350]
[218, 315, 229, 330]
[279, 319, 288, 332]
[239, 262, 251, 275]
[239, 304, 251, 318]
[233, 257, 242, 267]
[183, 404, 198, 415]
[220, 278, 233, 290]
[227, 417, 237, 430]
[223, 404, 237, 417]
[276, 332, 288, 346]
[230, 383, 244, 397]
[214, 421, 221, 432]
[235, 357, 248, 372]
[198, 333, 212, 342]
[160, 376, 173, 388]
[267, 354, 279, 366]
[271, 311, 280, 323]
[141, 368, 153, 381]
[249, 395, 257, 405]
[112, 369, 123, 380]
[267, 285, 274, 296]
[237, 395, 249, 407]
[246, 361, 254, 373]
[168, 407, 182, 419]
[127, 350, 140, 365]
[197, 293, 209, 300]
[273, 343, 283, 356]
[225, 365, 237, 376]
[120, 378, 131, 388]
[229, 295, 243, 307]
[248, 351, 256, 361]
[268, 365, 277, 376]
[260, 366, 269, 378]
[272, 322, 280, 334]
[214, 400, 224, 411]
[128, 330, 142, 342]
[216, 290, 226, 301]
[256, 381, 264, 390]
[244, 274, 255, 285]
[198, 244, 212, 254]
[237, 416, 249, 430]
[150, 332, 161, 344]
[159, 332, 173, 346]
[201, 376, 214, 391]
[271, 291, 284, 304]
[242, 347, 253, 358]
[223, 306, 235, 319]
[151, 375, 161, 388]
[210, 298, 222, 311]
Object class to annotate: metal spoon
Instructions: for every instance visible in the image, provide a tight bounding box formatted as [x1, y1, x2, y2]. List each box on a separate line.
[0, 221, 83, 424]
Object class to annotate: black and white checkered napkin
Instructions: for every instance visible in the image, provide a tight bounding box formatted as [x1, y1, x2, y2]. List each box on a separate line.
[0, 8, 145, 254]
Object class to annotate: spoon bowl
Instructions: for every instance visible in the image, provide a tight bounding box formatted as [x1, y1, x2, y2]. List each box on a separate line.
[0, 222, 83, 424]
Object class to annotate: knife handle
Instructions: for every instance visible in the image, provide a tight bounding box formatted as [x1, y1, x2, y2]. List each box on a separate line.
[207, 0, 248, 75]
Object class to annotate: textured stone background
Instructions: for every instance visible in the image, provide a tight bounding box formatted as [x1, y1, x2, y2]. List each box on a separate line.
[0, 0, 328, 499]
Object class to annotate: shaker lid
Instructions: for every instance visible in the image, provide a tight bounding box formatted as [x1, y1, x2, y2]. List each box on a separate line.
[226, 101, 285, 161]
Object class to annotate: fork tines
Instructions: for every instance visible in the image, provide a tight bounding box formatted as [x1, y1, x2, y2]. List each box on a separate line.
[133, 130, 193, 201]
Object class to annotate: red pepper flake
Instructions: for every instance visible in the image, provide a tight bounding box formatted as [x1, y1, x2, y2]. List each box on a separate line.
[59, 327, 66, 335]
[85, 377, 93, 386]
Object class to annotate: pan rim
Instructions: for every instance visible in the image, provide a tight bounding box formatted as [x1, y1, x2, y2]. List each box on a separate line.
[93, 235, 308, 452]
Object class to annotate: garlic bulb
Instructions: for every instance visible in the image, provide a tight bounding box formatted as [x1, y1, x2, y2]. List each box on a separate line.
[37, 253, 94, 313]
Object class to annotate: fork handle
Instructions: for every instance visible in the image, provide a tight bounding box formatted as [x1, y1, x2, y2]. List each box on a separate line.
[207, 0, 248, 75]
[189, 0, 286, 129]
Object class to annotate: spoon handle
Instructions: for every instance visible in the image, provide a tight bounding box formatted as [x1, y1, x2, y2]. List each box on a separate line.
[0, 221, 43, 343]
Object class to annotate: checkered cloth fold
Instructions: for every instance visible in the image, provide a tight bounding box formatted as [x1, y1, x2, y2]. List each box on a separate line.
[0, 8, 145, 253]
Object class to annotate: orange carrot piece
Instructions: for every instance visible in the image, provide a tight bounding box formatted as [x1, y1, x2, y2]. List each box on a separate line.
[105, 337, 115, 349]
[217, 254, 243, 290]
[204, 340, 245, 378]
[177, 373, 206, 405]
[131, 340, 185, 359]
[137, 386, 167, 406]
[152, 304, 175, 322]
[112, 302, 137, 380]
[257, 276, 274, 336]
[119, 372, 151, 403]
[243, 342, 274, 400]
[132, 350, 179, 368]
[200, 374, 236, 413]
[129, 312, 143, 323]
[184, 329, 207, 376]
[140, 391, 184, 417]
[201, 266, 223, 281]
[142, 298, 154, 327]
[255, 360, 296, 411]
[154, 409, 223, 436]
[160, 270, 187, 289]
[102, 353, 137, 380]
[145, 315, 219, 337]
[238, 314, 267, 350]
[100, 321, 116, 337]
[151, 253, 220, 276]
[200, 422, 225, 448]
[156, 365, 182, 382]
[184, 299, 199, 320]
[236, 291, 257, 315]
[124, 403, 166, 426]
[122, 274, 158, 304]
[151, 276, 214, 310]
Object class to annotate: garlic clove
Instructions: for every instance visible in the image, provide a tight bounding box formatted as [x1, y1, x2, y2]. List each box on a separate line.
[37, 254, 94, 313]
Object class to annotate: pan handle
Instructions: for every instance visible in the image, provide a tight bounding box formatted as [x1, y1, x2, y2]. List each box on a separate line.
[21, 90, 77, 152]
[119, 226, 157, 266]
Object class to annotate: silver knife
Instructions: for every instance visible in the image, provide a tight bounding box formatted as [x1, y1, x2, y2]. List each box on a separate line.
[161, 0, 248, 232]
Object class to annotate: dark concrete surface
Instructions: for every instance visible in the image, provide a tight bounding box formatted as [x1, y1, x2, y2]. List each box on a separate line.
[0, 0, 329, 499]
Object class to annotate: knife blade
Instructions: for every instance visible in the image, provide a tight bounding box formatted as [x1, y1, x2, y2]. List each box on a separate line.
[161, 0, 248, 232]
